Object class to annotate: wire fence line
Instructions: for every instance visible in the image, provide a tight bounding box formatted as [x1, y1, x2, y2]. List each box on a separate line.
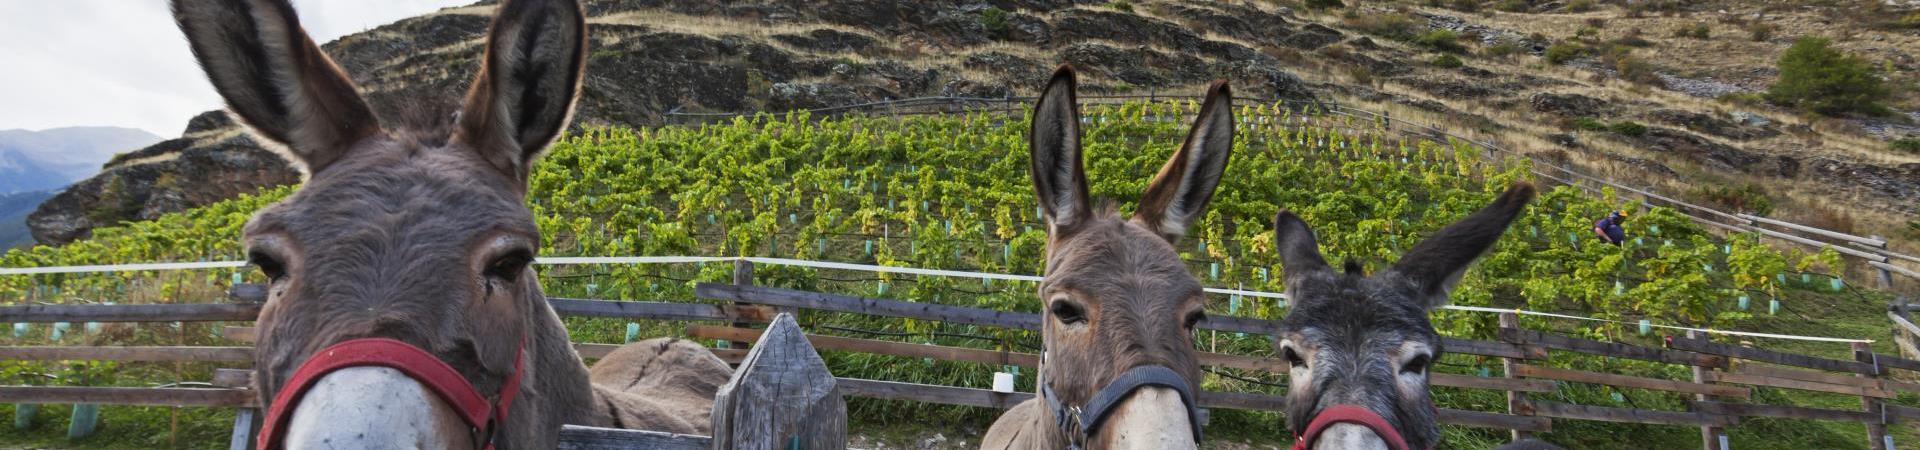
[666, 95, 1919, 287]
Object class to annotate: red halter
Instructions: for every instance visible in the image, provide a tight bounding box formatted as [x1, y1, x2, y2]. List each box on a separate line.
[257, 338, 526, 450]
[1291, 404, 1415, 450]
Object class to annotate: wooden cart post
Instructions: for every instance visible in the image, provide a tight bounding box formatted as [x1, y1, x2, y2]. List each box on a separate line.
[1499, 312, 1533, 442]
[1689, 330, 1728, 450]
[1856, 342, 1891, 450]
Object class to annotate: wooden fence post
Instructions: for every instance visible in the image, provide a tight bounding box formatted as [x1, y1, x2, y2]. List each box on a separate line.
[1689, 330, 1728, 450]
[728, 259, 755, 350]
[1498, 312, 1533, 442]
[709, 313, 846, 449]
[227, 407, 258, 450]
[1856, 342, 1891, 450]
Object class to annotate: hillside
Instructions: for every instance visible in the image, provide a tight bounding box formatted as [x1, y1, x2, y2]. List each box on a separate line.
[1, 102, 1905, 449]
[34, 0, 1918, 254]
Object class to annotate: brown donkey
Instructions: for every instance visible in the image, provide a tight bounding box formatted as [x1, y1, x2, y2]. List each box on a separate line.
[1273, 184, 1559, 450]
[173, 0, 727, 448]
[981, 67, 1234, 450]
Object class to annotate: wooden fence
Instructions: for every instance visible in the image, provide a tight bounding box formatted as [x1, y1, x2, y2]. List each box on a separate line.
[7, 260, 1920, 449]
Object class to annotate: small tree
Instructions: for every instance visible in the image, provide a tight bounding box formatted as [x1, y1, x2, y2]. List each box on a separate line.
[1767, 37, 1889, 116]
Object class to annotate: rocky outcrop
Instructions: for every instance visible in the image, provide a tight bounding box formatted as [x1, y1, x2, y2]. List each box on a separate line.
[29, 133, 299, 245]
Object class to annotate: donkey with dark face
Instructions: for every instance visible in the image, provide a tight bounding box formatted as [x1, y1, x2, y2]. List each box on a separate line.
[1273, 184, 1558, 450]
[981, 67, 1234, 450]
[174, 0, 728, 448]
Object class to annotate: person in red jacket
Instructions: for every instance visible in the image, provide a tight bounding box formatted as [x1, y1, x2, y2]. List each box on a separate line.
[1594, 210, 1628, 245]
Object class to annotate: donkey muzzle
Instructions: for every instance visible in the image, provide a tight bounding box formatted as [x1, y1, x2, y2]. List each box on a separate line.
[259, 338, 525, 450]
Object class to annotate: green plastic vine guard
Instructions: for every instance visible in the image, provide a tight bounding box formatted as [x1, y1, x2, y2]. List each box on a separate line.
[50, 322, 68, 341]
[1637, 320, 1651, 335]
[864, 240, 873, 256]
[11, 323, 24, 338]
[1209, 263, 1219, 281]
[1702, 264, 1713, 273]
[625, 323, 639, 344]
[1528, 225, 1537, 237]
[1830, 278, 1844, 291]
[67, 404, 98, 439]
[1738, 296, 1750, 310]
[1802, 274, 1811, 284]
[1649, 225, 1660, 235]
[1776, 274, 1787, 284]
[1613, 281, 1625, 296]
[14, 404, 35, 430]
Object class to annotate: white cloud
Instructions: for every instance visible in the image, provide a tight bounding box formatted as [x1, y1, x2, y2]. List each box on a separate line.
[0, 0, 470, 137]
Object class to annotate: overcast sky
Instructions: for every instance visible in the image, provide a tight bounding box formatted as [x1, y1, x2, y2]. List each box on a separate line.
[0, 0, 471, 137]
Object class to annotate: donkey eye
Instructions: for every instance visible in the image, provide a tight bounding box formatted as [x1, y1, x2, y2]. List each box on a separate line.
[1281, 344, 1307, 368]
[1182, 311, 1207, 330]
[485, 250, 533, 281]
[248, 250, 286, 282]
[1049, 299, 1086, 325]
[1400, 353, 1432, 376]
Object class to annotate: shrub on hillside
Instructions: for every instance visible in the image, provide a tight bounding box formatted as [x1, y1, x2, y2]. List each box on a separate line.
[1608, 121, 1648, 137]
[1415, 29, 1468, 53]
[1674, 22, 1710, 39]
[1305, 0, 1345, 9]
[1105, 1, 1134, 13]
[1432, 54, 1465, 68]
[1606, 48, 1663, 86]
[1495, 0, 1529, 13]
[1691, 183, 1774, 215]
[1746, 23, 1776, 41]
[1893, 138, 1920, 154]
[1766, 37, 1890, 116]
[1544, 43, 1583, 64]
[978, 8, 1009, 37]
[1566, 0, 1596, 12]
[1483, 42, 1521, 57]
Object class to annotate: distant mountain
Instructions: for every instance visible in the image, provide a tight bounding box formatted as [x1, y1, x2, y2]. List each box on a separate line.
[0, 189, 56, 250]
[0, 126, 161, 194]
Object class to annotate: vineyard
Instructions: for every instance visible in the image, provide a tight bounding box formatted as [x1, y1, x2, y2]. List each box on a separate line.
[0, 100, 1908, 449]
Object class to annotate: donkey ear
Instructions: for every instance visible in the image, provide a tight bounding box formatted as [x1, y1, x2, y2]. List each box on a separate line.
[172, 0, 379, 174]
[455, 0, 588, 181]
[1030, 66, 1091, 232]
[1135, 80, 1233, 243]
[1387, 183, 1537, 310]
[1274, 210, 1332, 283]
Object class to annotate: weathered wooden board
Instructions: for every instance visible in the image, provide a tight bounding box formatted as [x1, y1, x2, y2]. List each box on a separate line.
[1513, 364, 1750, 399]
[557, 425, 711, 450]
[1703, 371, 1895, 398]
[1438, 408, 1553, 433]
[1444, 337, 1547, 360]
[0, 386, 256, 407]
[212, 368, 252, 389]
[1500, 328, 1726, 369]
[834, 378, 1032, 409]
[1693, 401, 1876, 423]
[1530, 400, 1737, 427]
[1666, 336, 1875, 374]
[697, 284, 1043, 330]
[1735, 363, 1885, 390]
[548, 298, 777, 323]
[0, 303, 259, 323]
[0, 346, 253, 362]
[1432, 372, 1557, 393]
[709, 314, 846, 450]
